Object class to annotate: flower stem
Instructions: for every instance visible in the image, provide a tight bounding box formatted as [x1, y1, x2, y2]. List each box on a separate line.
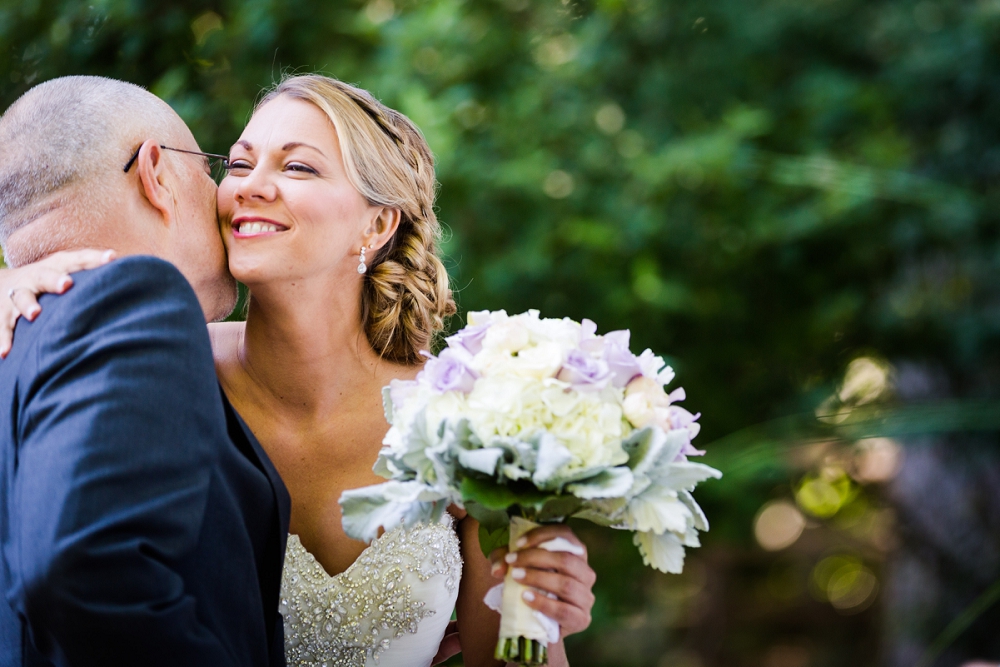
[495, 635, 547, 666]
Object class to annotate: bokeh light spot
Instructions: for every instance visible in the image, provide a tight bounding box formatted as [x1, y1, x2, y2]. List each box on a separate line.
[364, 0, 395, 25]
[851, 437, 903, 483]
[838, 357, 891, 405]
[796, 467, 855, 518]
[595, 102, 625, 135]
[544, 170, 574, 198]
[754, 501, 806, 551]
[810, 555, 879, 613]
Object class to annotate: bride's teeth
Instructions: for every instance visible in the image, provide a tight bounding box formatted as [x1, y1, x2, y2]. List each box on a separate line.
[238, 222, 282, 235]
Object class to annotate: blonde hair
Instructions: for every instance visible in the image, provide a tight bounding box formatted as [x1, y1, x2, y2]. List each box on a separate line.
[259, 74, 455, 364]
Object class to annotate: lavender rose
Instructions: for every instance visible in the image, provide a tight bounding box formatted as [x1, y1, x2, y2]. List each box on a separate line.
[418, 348, 478, 393]
[602, 331, 643, 388]
[557, 349, 611, 390]
[446, 322, 490, 356]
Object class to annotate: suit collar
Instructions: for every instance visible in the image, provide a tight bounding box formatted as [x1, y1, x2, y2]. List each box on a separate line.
[218, 386, 291, 537]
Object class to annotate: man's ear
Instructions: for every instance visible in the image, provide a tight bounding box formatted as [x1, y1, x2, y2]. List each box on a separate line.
[134, 140, 174, 228]
[365, 207, 402, 250]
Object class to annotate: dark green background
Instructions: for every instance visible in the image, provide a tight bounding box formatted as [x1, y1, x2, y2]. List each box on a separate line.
[3, 1, 999, 665]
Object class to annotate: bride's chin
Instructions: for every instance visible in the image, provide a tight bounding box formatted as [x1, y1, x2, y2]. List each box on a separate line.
[227, 262, 297, 294]
[226, 260, 270, 287]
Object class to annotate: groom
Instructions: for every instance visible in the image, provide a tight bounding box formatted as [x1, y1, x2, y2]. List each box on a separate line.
[0, 77, 290, 666]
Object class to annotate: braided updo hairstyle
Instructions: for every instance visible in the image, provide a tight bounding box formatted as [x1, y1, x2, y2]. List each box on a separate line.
[259, 75, 455, 365]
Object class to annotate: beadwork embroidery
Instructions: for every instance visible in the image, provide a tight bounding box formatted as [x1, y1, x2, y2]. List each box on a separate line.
[281, 519, 462, 667]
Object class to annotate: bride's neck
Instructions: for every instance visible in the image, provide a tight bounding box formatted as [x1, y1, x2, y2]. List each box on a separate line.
[237, 281, 388, 415]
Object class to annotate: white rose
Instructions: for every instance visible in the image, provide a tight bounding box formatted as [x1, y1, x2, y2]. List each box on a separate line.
[622, 376, 670, 429]
[509, 341, 565, 379]
[470, 349, 518, 376]
[482, 318, 530, 353]
[521, 312, 582, 348]
[467, 309, 507, 327]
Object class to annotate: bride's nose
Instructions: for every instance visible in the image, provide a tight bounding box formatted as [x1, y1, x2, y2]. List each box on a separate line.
[233, 164, 278, 203]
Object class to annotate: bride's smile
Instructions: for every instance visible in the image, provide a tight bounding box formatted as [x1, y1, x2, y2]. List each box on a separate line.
[231, 218, 289, 237]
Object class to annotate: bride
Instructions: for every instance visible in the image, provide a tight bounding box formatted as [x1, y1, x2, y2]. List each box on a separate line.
[0, 74, 596, 667]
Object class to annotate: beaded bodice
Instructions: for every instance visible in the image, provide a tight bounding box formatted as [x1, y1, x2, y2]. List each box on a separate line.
[280, 519, 463, 667]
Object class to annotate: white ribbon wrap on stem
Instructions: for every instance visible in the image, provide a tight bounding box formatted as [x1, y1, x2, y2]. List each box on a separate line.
[484, 517, 586, 647]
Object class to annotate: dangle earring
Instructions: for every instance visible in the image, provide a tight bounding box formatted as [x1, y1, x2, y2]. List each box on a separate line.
[357, 244, 372, 274]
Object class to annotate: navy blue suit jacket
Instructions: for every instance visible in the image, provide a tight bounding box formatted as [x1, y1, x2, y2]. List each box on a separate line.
[0, 256, 290, 666]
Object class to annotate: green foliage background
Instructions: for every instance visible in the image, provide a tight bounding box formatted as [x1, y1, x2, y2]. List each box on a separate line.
[3, 0, 999, 665]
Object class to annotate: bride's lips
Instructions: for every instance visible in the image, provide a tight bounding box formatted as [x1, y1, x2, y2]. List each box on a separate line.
[231, 216, 289, 239]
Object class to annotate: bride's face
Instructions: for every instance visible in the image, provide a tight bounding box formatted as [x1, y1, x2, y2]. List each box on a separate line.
[217, 95, 380, 287]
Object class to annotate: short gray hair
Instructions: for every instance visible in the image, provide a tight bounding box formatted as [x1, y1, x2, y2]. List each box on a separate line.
[0, 76, 179, 263]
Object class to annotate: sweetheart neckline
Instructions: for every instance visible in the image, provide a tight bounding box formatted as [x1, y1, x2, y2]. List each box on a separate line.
[286, 526, 397, 582]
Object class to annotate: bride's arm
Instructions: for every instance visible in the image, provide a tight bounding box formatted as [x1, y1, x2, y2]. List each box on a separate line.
[0, 249, 115, 357]
[453, 515, 596, 667]
[454, 514, 505, 667]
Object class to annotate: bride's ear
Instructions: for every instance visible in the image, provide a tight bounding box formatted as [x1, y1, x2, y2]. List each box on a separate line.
[134, 141, 174, 228]
[366, 207, 402, 250]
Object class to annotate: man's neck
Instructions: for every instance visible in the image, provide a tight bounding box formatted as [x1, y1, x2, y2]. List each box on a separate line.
[6, 200, 156, 267]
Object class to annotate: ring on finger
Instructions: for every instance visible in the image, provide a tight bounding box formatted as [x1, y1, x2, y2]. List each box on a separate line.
[6, 287, 18, 302]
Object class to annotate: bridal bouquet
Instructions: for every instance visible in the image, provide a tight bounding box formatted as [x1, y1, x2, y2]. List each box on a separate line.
[340, 310, 721, 665]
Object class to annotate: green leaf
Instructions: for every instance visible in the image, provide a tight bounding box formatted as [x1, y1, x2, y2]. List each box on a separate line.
[465, 499, 511, 533]
[478, 522, 510, 559]
[536, 494, 583, 522]
[381, 386, 394, 425]
[460, 475, 521, 510]
[565, 467, 635, 499]
[460, 475, 561, 514]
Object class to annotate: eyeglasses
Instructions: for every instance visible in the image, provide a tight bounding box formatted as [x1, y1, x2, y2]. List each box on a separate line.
[123, 144, 230, 174]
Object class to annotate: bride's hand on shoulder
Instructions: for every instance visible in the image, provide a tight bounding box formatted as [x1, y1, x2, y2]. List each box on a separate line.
[0, 249, 115, 358]
[490, 525, 597, 638]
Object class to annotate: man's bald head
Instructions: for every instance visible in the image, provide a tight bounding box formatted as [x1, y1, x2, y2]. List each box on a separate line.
[0, 76, 185, 265]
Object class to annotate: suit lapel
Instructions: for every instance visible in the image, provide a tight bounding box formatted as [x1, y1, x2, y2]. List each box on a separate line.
[218, 386, 291, 537]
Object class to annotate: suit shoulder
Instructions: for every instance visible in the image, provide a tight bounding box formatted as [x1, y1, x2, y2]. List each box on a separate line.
[25, 255, 208, 358]
[39, 255, 202, 325]
[67, 255, 197, 305]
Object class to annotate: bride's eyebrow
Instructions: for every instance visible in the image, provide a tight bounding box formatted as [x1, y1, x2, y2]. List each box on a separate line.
[281, 141, 324, 155]
[228, 140, 324, 155]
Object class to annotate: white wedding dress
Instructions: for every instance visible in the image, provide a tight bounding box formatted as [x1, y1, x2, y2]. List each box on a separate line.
[280, 517, 463, 667]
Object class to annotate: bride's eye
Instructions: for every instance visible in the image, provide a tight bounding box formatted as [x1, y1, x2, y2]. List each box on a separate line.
[226, 159, 253, 174]
[286, 162, 317, 175]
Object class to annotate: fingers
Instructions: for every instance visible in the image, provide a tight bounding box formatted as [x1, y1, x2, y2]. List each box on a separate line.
[505, 547, 596, 587]
[520, 588, 593, 637]
[29, 249, 116, 299]
[510, 565, 595, 614]
[0, 309, 14, 360]
[8, 287, 42, 321]
[513, 524, 587, 557]
[489, 547, 510, 578]
[502, 526, 597, 639]
[0, 248, 114, 360]
[43, 248, 116, 274]
[0, 289, 33, 360]
[430, 621, 461, 665]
